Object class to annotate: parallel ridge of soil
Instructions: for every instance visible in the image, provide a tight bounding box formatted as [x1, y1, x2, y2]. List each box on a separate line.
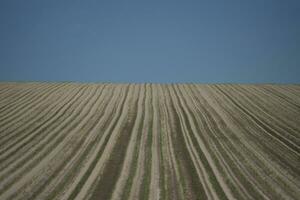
[0, 83, 299, 200]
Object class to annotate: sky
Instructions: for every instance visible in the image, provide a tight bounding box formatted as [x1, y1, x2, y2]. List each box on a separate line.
[0, 0, 299, 83]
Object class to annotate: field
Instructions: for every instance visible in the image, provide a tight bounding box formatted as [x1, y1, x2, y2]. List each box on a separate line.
[0, 82, 299, 200]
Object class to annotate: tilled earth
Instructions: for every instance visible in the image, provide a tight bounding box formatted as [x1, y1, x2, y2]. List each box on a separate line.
[0, 83, 299, 200]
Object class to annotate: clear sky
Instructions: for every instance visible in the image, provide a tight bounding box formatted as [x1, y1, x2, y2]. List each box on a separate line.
[0, 0, 299, 83]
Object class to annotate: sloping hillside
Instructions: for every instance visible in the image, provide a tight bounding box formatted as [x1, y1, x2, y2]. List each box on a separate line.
[0, 83, 299, 200]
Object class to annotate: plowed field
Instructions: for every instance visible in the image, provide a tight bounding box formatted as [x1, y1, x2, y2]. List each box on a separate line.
[0, 83, 299, 200]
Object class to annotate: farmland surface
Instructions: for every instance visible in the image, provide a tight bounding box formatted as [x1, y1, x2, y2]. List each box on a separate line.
[0, 82, 299, 200]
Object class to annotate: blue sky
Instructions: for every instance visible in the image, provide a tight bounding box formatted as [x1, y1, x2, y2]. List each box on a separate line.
[0, 0, 299, 83]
